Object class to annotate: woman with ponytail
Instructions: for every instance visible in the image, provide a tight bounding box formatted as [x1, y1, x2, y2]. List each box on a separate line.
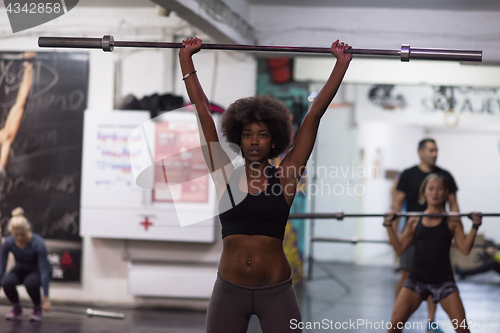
[0, 208, 52, 321]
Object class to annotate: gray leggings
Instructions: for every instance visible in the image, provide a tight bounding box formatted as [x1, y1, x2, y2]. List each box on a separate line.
[206, 273, 302, 333]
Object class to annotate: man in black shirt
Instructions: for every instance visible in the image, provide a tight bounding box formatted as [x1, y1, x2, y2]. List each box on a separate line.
[392, 138, 459, 333]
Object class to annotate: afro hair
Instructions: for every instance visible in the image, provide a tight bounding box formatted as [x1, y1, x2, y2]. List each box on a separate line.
[221, 95, 293, 159]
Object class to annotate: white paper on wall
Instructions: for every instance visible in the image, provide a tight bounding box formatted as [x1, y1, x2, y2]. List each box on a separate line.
[80, 110, 217, 242]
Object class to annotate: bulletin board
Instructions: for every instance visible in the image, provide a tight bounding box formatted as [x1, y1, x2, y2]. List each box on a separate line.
[79, 110, 217, 243]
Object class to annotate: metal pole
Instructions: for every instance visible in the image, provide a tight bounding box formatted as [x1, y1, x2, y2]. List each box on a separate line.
[0, 302, 126, 319]
[307, 139, 319, 281]
[312, 237, 389, 244]
[38, 36, 482, 62]
[289, 212, 499, 220]
[86, 309, 127, 319]
[310, 237, 495, 248]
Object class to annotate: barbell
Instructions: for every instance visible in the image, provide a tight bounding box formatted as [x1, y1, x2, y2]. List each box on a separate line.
[310, 237, 496, 248]
[0, 301, 126, 319]
[288, 212, 500, 220]
[37, 35, 482, 62]
[150, 212, 498, 228]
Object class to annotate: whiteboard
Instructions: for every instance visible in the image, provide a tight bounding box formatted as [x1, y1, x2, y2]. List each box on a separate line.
[80, 110, 217, 242]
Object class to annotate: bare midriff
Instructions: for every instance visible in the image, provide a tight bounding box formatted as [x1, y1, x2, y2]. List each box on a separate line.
[218, 234, 291, 286]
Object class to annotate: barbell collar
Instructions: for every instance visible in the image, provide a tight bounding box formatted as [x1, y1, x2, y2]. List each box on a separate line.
[102, 35, 114, 52]
[400, 44, 410, 62]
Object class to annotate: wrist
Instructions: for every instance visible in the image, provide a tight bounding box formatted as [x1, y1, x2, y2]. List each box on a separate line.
[334, 58, 351, 67]
[178, 51, 194, 61]
[182, 70, 197, 81]
[472, 224, 480, 230]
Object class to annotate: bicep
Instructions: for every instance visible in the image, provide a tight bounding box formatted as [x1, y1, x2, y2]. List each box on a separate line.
[34, 239, 47, 261]
[392, 190, 406, 210]
[451, 220, 465, 241]
[447, 193, 459, 211]
[399, 219, 416, 247]
[212, 162, 235, 202]
[195, 110, 220, 146]
[280, 113, 320, 179]
[36, 242, 48, 263]
[195, 112, 234, 186]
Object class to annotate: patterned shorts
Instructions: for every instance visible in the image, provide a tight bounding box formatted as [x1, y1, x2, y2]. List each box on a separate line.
[403, 278, 458, 303]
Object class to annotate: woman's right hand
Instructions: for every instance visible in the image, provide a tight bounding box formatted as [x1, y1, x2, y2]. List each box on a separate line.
[330, 39, 352, 64]
[179, 37, 202, 57]
[383, 212, 398, 227]
[23, 52, 36, 67]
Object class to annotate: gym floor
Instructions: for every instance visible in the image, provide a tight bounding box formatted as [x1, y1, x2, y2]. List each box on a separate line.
[1, 262, 498, 333]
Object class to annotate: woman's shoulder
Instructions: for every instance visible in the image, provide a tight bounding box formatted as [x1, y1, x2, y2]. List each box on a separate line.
[31, 234, 47, 247]
[31, 233, 44, 241]
[2, 235, 14, 245]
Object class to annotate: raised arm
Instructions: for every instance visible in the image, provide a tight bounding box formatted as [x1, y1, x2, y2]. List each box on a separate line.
[179, 38, 215, 144]
[452, 212, 482, 255]
[447, 192, 459, 212]
[280, 40, 352, 179]
[179, 38, 233, 197]
[0, 53, 35, 171]
[384, 214, 417, 255]
[14, 52, 35, 108]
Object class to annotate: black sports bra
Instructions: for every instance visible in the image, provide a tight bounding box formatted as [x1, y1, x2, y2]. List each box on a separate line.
[218, 166, 290, 239]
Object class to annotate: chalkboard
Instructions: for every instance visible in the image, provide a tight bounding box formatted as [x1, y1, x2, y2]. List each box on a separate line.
[0, 52, 88, 241]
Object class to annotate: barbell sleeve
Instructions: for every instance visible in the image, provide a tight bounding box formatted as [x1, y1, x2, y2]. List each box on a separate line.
[39, 36, 104, 49]
[38, 35, 482, 62]
[409, 47, 482, 62]
[86, 308, 126, 319]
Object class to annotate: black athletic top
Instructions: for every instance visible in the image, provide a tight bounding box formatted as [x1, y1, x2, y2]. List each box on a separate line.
[409, 216, 454, 284]
[396, 165, 458, 212]
[218, 166, 289, 239]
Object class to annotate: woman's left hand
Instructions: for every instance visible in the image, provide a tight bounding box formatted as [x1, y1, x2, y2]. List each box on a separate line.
[468, 211, 482, 227]
[42, 296, 51, 312]
[330, 40, 352, 63]
[383, 212, 398, 227]
[180, 37, 202, 57]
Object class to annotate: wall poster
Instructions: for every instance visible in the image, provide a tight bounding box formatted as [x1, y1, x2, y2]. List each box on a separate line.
[0, 51, 88, 282]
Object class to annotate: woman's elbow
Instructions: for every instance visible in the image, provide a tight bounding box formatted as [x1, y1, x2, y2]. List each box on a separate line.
[389, 241, 403, 255]
[460, 247, 472, 256]
[308, 112, 323, 123]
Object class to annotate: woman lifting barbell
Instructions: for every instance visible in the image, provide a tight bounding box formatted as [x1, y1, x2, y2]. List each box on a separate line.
[384, 173, 482, 333]
[179, 36, 352, 333]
